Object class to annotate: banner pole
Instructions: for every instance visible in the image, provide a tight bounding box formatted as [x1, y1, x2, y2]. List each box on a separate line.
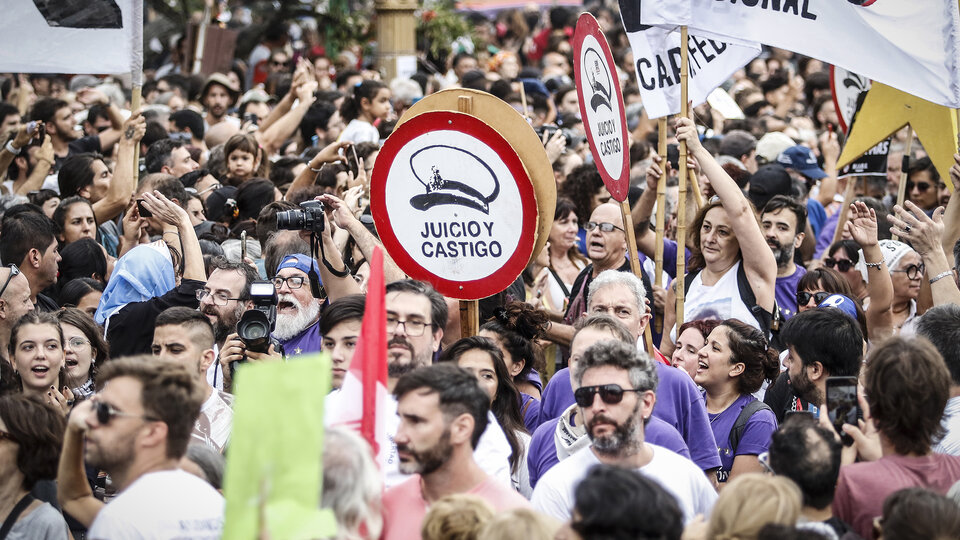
[654, 118, 667, 334]
[891, 125, 914, 242]
[621, 200, 656, 355]
[456, 94, 480, 337]
[676, 26, 690, 329]
[130, 0, 143, 187]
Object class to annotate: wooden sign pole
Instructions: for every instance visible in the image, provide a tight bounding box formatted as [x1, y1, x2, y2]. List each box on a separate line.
[621, 200, 656, 355]
[891, 126, 914, 242]
[675, 26, 690, 329]
[456, 94, 480, 337]
[654, 119, 668, 333]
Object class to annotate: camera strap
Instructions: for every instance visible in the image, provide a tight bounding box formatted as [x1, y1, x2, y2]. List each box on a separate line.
[310, 232, 351, 297]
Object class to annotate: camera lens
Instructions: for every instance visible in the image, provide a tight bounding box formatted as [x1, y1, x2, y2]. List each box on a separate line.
[276, 209, 305, 230]
[241, 321, 268, 340]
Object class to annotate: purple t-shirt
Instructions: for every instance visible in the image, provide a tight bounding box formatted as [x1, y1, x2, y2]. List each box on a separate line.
[526, 414, 691, 489]
[537, 365, 721, 471]
[775, 265, 807, 320]
[706, 393, 778, 483]
[277, 319, 322, 357]
[814, 210, 841, 260]
[520, 393, 541, 433]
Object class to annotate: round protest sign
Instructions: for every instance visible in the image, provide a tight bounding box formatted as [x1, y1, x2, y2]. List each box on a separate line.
[371, 110, 538, 299]
[573, 12, 630, 202]
[830, 65, 871, 134]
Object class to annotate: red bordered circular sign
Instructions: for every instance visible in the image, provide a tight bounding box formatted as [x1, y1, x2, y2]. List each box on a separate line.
[371, 110, 538, 299]
[573, 12, 630, 202]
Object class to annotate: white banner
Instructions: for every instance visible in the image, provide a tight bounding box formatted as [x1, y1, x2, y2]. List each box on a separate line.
[640, 0, 960, 109]
[619, 0, 760, 119]
[0, 0, 140, 75]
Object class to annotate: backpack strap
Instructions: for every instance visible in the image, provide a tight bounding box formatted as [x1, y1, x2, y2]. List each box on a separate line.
[683, 267, 701, 297]
[735, 262, 783, 336]
[728, 400, 772, 455]
[0, 493, 35, 539]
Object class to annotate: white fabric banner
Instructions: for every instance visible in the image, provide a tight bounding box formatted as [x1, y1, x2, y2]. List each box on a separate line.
[639, 0, 960, 108]
[0, 0, 138, 74]
[619, 0, 760, 119]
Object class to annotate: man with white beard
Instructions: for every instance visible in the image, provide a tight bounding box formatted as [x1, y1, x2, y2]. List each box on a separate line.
[271, 254, 323, 356]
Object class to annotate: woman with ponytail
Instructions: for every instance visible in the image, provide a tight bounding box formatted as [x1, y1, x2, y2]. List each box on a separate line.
[339, 80, 391, 144]
[479, 301, 549, 432]
[695, 319, 779, 486]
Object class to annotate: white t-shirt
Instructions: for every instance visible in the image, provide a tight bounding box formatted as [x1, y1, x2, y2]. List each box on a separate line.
[88, 470, 224, 539]
[339, 119, 380, 145]
[531, 444, 716, 524]
[670, 260, 759, 343]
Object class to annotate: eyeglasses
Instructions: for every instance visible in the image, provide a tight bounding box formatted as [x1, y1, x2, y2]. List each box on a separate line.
[386, 315, 429, 336]
[824, 258, 854, 272]
[906, 181, 932, 193]
[272, 276, 305, 290]
[93, 400, 159, 425]
[574, 384, 644, 407]
[797, 291, 831, 306]
[0, 264, 21, 298]
[196, 289, 242, 306]
[584, 221, 624, 233]
[0, 430, 16, 444]
[197, 182, 222, 196]
[891, 263, 925, 280]
[67, 337, 90, 349]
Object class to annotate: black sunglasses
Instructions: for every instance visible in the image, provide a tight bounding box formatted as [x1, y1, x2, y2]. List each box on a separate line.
[823, 258, 854, 272]
[94, 400, 158, 425]
[891, 263, 925, 280]
[797, 290, 831, 306]
[906, 181, 931, 193]
[574, 384, 644, 407]
[0, 264, 20, 299]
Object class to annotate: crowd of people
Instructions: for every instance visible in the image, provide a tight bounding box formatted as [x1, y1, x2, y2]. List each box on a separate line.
[1, 1, 960, 539]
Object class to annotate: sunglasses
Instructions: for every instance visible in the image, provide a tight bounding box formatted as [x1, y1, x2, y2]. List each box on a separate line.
[823, 258, 854, 272]
[94, 400, 158, 425]
[797, 291, 831, 306]
[906, 181, 931, 192]
[584, 221, 624, 233]
[891, 263, 925, 280]
[0, 264, 20, 298]
[574, 384, 644, 407]
[0, 429, 15, 444]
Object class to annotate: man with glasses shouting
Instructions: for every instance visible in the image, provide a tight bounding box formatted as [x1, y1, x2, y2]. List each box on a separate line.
[531, 339, 716, 523]
[271, 254, 323, 357]
[57, 357, 224, 536]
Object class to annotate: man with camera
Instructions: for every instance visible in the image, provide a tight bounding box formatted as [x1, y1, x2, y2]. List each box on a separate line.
[272, 254, 324, 356]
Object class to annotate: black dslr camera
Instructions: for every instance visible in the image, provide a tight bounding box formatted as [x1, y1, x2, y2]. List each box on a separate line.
[236, 281, 278, 354]
[276, 200, 325, 234]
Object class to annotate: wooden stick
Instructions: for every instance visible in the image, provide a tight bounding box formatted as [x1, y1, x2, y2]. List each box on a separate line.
[688, 168, 704, 209]
[130, 85, 142, 185]
[831, 176, 857, 247]
[654, 118, 668, 333]
[457, 93, 480, 337]
[621, 200, 656, 355]
[519, 82, 529, 120]
[676, 26, 690, 329]
[891, 125, 914, 242]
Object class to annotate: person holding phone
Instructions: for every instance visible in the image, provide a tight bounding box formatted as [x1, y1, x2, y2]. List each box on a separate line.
[832, 337, 960, 539]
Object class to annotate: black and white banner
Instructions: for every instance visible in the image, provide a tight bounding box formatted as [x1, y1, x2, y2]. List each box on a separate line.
[619, 0, 760, 119]
[0, 0, 141, 77]
[640, 0, 960, 108]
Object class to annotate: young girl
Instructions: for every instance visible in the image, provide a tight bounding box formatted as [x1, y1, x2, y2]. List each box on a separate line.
[224, 134, 268, 186]
[339, 80, 391, 144]
[9, 311, 68, 413]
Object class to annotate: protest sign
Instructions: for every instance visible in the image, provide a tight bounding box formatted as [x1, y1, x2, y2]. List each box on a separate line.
[618, 0, 759, 119]
[573, 13, 630, 202]
[640, 0, 960, 109]
[0, 0, 141, 75]
[222, 355, 336, 540]
[371, 110, 539, 299]
[831, 66, 871, 135]
[839, 140, 889, 179]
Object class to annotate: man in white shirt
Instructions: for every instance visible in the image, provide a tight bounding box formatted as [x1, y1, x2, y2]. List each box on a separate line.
[153, 307, 234, 453]
[59, 357, 223, 537]
[531, 340, 716, 524]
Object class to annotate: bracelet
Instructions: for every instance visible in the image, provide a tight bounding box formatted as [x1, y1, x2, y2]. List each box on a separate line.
[162, 231, 180, 237]
[310, 164, 323, 172]
[930, 270, 954, 285]
[4, 140, 19, 154]
[864, 260, 884, 270]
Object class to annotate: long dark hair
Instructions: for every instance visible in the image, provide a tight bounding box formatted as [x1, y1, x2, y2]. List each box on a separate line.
[550, 197, 588, 267]
[440, 336, 527, 476]
[687, 197, 760, 272]
[339, 80, 387, 122]
[480, 301, 547, 385]
[719, 319, 779, 395]
[56, 307, 110, 387]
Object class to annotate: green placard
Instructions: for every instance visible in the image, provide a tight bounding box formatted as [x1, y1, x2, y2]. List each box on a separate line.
[222, 354, 337, 539]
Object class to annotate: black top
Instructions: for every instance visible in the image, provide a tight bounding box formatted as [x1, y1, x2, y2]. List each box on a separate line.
[34, 293, 59, 313]
[53, 135, 102, 173]
[106, 279, 205, 358]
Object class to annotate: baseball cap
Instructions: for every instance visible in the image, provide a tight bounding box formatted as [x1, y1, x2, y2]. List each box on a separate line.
[777, 145, 827, 180]
[817, 294, 858, 321]
[756, 132, 796, 164]
[277, 254, 321, 283]
[747, 164, 793, 210]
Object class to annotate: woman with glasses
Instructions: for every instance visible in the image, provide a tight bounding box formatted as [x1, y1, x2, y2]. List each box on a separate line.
[441, 336, 532, 497]
[695, 319, 779, 486]
[0, 394, 69, 539]
[56, 308, 109, 400]
[8, 312, 70, 414]
[479, 302, 548, 432]
[659, 116, 778, 356]
[879, 239, 925, 335]
[824, 239, 867, 299]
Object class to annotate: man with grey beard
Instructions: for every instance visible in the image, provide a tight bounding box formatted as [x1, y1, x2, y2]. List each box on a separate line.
[271, 254, 323, 356]
[761, 195, 808, 319]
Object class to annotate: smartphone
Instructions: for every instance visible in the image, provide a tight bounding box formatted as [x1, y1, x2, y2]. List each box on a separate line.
[826, 376, 860, 446]
[136, 199, 152, 218]
[240, 230, 247, 261]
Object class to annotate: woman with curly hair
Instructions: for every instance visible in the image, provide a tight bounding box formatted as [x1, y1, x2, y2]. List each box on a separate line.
[479, 301, 548, 432]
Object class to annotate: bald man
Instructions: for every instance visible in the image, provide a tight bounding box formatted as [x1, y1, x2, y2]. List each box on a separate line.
[0, 266, 35, 358]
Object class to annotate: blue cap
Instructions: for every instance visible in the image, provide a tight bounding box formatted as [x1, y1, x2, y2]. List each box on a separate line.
[777, 145, 827, 179]
[277, 254, 321, 283]
[817, 294, 858, 320]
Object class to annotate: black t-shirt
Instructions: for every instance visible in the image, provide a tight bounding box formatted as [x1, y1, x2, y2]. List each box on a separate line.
[34, 293, 59, 313]
[53, 135, 102, 173]
[764, 370, 812, 423]
[106, 279, 205, 358]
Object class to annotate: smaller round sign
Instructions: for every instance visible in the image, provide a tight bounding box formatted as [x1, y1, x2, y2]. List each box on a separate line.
[573, 12, 630, 202]
[371, 111, 538, 300]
